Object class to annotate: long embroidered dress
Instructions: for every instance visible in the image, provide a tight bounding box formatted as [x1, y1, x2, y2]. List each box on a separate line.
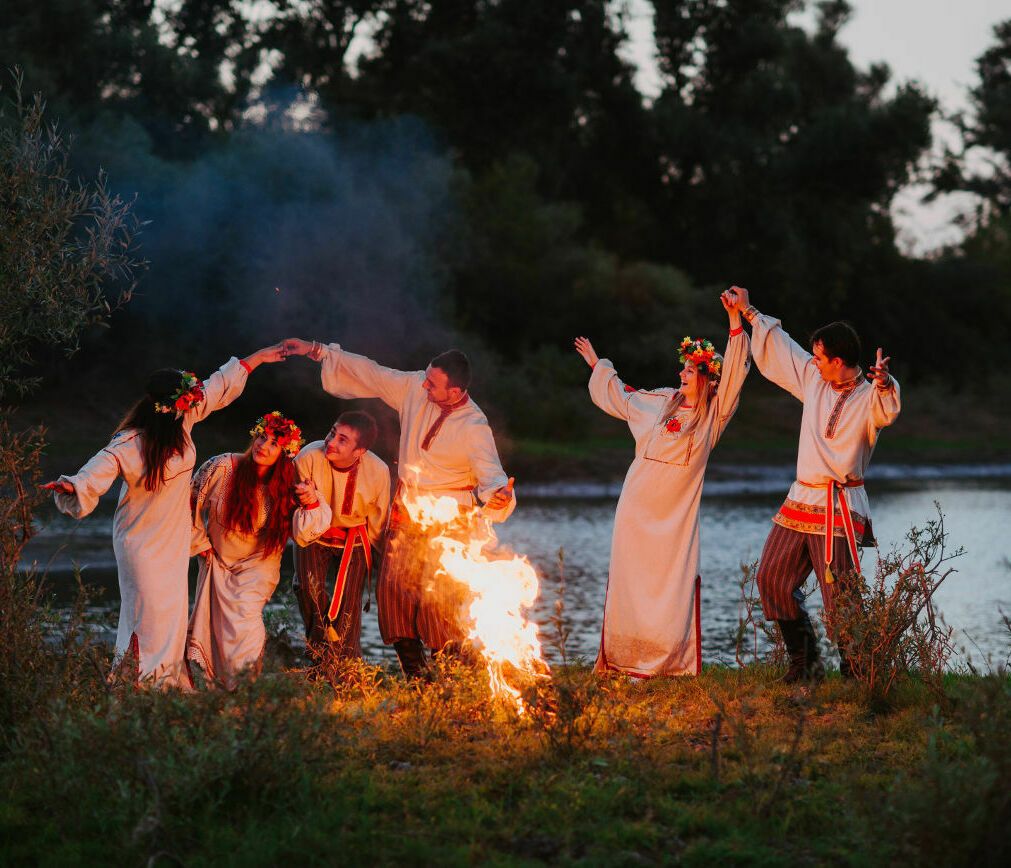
[186, 454, 328, 686]
[312, 345, 515, 649]
[589, 330, 751, 677]
[53, 358, 249, 687]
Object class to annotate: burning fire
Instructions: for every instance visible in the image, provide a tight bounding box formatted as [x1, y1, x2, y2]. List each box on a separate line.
[400, 489, 549, 711]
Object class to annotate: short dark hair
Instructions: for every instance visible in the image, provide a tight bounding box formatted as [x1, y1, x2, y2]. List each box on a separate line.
[810, 321, 861, 368]
[336, 410, 378, 452]
[429, 349, 471, 390]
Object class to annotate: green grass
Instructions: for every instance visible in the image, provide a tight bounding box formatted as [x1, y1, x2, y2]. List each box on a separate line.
[2, 648, 1008, 867]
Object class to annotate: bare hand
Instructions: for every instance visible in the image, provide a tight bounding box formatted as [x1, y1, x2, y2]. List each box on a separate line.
[485, 477, 515, 511]
[294, 480, 319, 507]
[256, 342, 287, 364]
[730, 285, 750, 309]
[867, 347, 892, 387]
[282, 338, 313, 358]
[721, 287, 744, 329]
[573, 337, 599, 369]
[41, 480, 74, 495]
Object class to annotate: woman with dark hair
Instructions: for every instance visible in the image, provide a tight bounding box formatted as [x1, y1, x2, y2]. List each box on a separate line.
[573, 289, 751, 678]
[187, 411, 324, 688]
[43, 345, 285, 688]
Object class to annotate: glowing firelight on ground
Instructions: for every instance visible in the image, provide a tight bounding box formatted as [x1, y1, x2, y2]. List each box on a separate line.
[400, 489, 549, 711]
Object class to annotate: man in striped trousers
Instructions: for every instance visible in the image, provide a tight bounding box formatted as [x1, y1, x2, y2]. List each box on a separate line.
[733, 288, 901, 682]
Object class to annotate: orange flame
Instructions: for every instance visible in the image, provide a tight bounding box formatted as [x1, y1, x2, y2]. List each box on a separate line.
[400, 489, 548, 711]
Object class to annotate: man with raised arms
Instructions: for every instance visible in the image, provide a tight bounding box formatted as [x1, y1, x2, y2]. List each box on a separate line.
[283, 339, 515, 677]
[292, 410, 390, 661]
[733, 288, 900, 681]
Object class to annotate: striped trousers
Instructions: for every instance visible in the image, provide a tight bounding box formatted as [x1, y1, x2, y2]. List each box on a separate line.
[756, 522, 854, 630]
[293, 542, 369, 659]
[376, 510, 468, 650]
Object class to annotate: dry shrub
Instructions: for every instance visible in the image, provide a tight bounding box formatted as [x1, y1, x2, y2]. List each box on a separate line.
[827, 503, 962, 704]
[733, 559, 786, 668]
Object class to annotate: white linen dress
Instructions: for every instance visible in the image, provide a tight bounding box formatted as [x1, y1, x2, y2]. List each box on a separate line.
[53, 358, 249, 687]
[186, 453, 329, 687]
[589, 330, 751, 677]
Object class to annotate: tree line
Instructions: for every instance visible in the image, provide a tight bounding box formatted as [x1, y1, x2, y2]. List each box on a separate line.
[3, 0, 1011, 441]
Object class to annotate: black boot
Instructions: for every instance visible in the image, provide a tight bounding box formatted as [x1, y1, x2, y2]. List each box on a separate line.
[778, 617, 824, 684]
[394, 639, 429, 679]
[838, 649, 855, 679]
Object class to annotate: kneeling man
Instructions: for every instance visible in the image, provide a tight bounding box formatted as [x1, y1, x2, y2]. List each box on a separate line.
[293, 411, 390, 659]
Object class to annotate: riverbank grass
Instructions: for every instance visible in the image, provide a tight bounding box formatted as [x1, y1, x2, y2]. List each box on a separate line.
[2, 649, 1008, 866]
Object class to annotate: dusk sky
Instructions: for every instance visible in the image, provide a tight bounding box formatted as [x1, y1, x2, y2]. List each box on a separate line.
[622, 0, 1010, 253]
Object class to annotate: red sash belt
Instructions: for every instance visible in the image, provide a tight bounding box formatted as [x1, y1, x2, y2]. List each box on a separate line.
[324, 524, 372, 620]
[798, 478, 863, 581]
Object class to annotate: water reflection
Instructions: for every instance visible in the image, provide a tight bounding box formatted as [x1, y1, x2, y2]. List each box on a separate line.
[20, 478, 1011, 668]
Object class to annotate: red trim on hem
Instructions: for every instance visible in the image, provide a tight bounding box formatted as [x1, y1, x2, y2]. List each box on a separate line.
[694, 575, 702, 676]
[239, 359, 252, 374]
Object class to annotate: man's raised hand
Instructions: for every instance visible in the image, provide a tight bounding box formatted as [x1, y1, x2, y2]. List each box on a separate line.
[867, 347, 892, 388]
[573, 336, 599, 369]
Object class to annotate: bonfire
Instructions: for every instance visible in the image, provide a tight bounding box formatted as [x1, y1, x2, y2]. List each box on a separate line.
[400, 488, 549, 711]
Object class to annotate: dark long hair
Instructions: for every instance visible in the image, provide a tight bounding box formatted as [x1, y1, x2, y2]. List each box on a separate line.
[115, 369, 189, 491]
[221, 445, 296, 556]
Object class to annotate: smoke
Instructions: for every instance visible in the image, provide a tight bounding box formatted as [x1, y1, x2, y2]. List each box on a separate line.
[76, 95, 459, 369]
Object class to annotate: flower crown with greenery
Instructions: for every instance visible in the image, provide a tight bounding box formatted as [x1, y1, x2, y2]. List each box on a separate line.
[678, 336, 723, 379]
[154, 372, 204, 417]
[249, 411, 305, 458]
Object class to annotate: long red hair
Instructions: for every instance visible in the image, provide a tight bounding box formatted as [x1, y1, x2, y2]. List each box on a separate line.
[221, 445, 296, 556]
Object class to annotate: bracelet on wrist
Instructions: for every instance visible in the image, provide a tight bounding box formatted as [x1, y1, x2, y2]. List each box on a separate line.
[742, 305, 758, 323]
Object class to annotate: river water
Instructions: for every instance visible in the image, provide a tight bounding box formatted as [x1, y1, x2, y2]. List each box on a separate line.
[20, 464, 1011, 669]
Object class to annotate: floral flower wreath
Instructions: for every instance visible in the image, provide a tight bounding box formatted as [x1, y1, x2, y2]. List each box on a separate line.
[249, 411, 305, 458]
[678, 336, 723, 380]
[154, 371, 204, 417]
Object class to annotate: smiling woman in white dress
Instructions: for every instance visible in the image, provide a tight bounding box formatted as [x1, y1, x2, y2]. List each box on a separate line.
[574, 290, 751, 678]
[43, 344, 286, 688]
[187, 411, 328, 688]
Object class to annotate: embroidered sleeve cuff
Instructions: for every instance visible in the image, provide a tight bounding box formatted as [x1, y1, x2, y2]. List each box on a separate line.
[303, 500, 320, 510]
[875, 376, 893, 392]
[729, 326, 744, 337]
[742, 306, 759, 324]
[239, 359, 252, 374]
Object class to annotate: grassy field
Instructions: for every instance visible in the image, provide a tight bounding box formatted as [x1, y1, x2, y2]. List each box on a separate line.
[2, 613, 1008, 867]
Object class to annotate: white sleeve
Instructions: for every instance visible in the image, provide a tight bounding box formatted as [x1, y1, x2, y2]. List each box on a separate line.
[712, 328, 752, 441]
[587, 360, 634, 422]
[869, 377, 901, 431]
[292, 499, 334, 547]
[54, 443, 123, 519]
[318, 344, 417, 413]
[185, 357, 249, 428]
[468, 425, 515, 523]
[189, 457, 218, 556]
[749, 313, 815, 401]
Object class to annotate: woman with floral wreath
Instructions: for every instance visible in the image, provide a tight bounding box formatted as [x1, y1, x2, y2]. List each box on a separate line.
[573, 289, 751, 677]
[187, 411, 326, 688]
[43, 345, 286, 688]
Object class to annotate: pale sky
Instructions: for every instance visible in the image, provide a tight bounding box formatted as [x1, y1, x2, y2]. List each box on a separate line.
[621, 0, 1010, 254]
